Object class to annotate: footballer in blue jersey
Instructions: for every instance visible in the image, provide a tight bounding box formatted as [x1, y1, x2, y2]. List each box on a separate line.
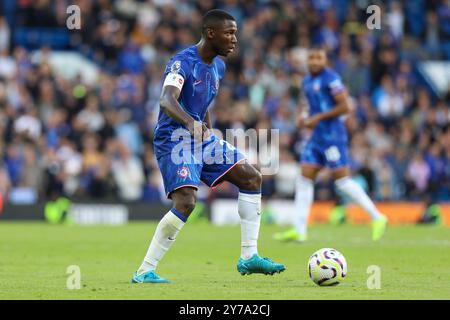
[132, 10, 285, 284]
[301, 65, 349, 170]
[274, 47, 387, 243]
[153, 44, 244, 195]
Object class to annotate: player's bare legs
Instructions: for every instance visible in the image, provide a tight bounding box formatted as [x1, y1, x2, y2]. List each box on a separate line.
[133, 187, 198, 283]
[220, 161, 286, 275]
[301, 164, 321, 181]
[275, 164, 387, 243]
[332, 167, 387, 241]
[222, 161, 262, 261]
[222, 160, 262, 191]
[295, 165, 320, 240]
[171, 187, 198, 219]
[222, 161, 261, 258]
[274, 164, 320, 242]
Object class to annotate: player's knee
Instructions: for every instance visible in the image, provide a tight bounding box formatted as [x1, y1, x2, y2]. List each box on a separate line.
[254, 170, 262, 188]
[172, 188, 197, 216]
[245, 169, 262, 190]
[334, 176, 351, 193]
[178, 198, 196, 215]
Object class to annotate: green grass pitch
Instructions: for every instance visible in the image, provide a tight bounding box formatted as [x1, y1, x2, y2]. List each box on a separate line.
[0, 221, 449, 300]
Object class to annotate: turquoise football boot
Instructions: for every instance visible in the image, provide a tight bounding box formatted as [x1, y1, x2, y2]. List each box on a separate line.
[131, 270, 170, 284]
[237, 254, 286, 275]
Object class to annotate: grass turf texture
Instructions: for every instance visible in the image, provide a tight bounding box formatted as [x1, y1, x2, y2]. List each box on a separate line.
[0, 222, 449, 300]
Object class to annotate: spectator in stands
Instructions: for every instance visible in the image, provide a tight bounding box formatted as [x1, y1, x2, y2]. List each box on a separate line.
[111, 141, 145, 201]
[75, 95, 105, 133]
[0, 165, 10, 197]
[377, 80, 405, 120]
[406, 152, 431, 199]
[4, 144, 23, 187]
[0, 16, 10, 52]
[18, 143, 42, 192]
[0, 48, 16, 79]
[0, 0, 448, 204]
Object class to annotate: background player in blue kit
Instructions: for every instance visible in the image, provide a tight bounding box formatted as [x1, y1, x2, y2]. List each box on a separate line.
[132, 10, 285, 283]
[274, 47, 388, 243]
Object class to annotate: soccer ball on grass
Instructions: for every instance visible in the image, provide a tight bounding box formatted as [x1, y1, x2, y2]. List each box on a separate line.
[308, 248, 347, 286]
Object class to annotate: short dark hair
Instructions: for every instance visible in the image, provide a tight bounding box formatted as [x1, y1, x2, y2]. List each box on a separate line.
[309, 45, 327, 57]
[202, 9, 235, 34]
[309, 44, 326, 52]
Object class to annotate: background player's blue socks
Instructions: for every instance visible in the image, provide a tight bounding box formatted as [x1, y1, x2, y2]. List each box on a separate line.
[238, 191, 262, 260]
[137, 209, 185, 275]
[335, 177, 382, 220]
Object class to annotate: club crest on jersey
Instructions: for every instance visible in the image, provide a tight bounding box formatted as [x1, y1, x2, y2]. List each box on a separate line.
[170, 60, 181, 74]
[177, 166, 190, 179]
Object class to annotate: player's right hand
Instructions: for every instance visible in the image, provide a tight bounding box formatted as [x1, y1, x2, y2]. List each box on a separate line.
[296, 115, 305, 128]
[303, 114, 322, 129]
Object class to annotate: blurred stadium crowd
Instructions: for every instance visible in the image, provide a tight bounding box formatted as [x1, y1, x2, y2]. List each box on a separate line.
[0, 0, 449, 205]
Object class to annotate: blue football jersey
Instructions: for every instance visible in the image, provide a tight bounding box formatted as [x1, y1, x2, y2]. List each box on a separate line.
[302, 67, 347, 144]
[154, 45, 226, 158]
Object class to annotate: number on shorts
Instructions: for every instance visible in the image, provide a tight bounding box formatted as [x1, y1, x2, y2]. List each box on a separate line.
[325, 146, 341, 162]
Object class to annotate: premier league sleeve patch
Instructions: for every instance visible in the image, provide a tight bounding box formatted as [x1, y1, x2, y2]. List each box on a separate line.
[163, 60, 186, 90]
[170, 60, 181, 74]
[329, 78, 345, 95]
